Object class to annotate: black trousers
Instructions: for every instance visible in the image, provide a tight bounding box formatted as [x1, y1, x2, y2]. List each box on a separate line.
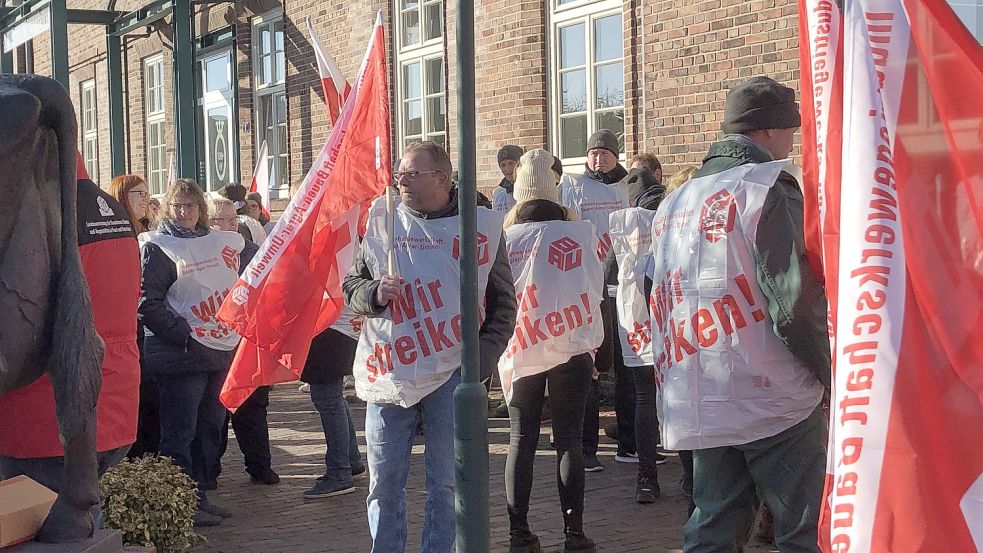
[216, 385, 273, 479]
[506, 353, 592, 535]
[127, 372, 160, 458]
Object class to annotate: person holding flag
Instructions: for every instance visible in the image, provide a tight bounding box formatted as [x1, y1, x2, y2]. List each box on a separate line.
[498, 149, 603, 553]
[649, 76, 829, 552]
[343, 141, 516, 553]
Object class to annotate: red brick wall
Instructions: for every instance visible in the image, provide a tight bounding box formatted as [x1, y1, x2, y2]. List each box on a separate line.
[639, 0, 801, 176]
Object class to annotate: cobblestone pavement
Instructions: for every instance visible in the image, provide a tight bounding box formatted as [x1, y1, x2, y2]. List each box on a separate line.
[197, 386, 778, 553]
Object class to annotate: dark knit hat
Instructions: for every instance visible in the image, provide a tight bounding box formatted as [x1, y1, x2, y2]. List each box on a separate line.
[587, 129, 619, 155]
[722, 76, 801, 134]
[497, 144, 524, 164]
[551, 155, 564, 178]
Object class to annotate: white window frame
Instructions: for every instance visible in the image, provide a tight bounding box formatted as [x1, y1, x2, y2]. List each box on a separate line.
[394, 0, 446, 151]
[253, 10, 288, 198]
[80, 79, 99, 183]
[144, 55, 168, 195]
[549, 0, 625, 167]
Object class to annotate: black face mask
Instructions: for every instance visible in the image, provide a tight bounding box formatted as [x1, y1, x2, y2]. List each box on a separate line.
[584, 162, 628, 184]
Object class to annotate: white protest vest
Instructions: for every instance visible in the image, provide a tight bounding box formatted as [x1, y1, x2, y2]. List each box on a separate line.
[238, 215, 267, 244]
[558, 173, 628, 293]
[609, 208, 656, 367]
[492, 186, 517, 213]
[354, 200, 504, 407]
[498, 221, 604, 401]
[140, 230, 245, 351]
[330, 306, 363, 340]
[648, 161, 823, 450]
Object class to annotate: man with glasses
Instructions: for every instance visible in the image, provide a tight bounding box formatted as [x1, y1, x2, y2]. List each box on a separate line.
[205, 197, 280, 488]
[344, 141, 516, 552]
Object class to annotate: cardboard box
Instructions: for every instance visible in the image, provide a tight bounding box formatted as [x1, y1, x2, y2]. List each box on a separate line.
[0, 476, 58, 548]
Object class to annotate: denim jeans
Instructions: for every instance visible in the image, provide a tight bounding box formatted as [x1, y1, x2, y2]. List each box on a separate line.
[310, 378, 363, 487]
[0, 445, 130, 529]
[684, 407, 826, 553]
[156, 369, 228, 492]
[364, 369, 459, 553]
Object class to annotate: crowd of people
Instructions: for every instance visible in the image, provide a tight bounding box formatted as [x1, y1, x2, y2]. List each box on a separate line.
[0, 74, 830, 553]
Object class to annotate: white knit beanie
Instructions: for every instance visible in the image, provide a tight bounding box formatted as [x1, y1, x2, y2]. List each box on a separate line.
[512, 148, 560, 204]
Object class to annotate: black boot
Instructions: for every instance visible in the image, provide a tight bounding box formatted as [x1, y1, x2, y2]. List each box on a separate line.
[563, 531, 597, 553]
[509, 529, 542, 553]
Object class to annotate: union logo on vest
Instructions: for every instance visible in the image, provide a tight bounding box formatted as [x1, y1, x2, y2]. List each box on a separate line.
[221, 245, 240, 270]
[699, 189, 737, 243]
[547, 237, 582, 272]
[452, 232, 489, 265]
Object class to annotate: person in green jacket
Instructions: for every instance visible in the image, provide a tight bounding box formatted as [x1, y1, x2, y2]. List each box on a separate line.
[683, 76, 831, 553]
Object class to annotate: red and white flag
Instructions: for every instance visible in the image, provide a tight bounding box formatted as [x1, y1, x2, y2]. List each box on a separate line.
[218, 12, 391, 410]
[800, 0, 983, 551]
[306, 16, 352, 125]
[248, 140, 272, 219]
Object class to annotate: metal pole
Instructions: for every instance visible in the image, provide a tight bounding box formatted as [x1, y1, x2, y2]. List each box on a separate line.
[50, 0, 68, 86]
[171, 0, 196, 179]
[106, 33, 126, 176]
[453, 0, 489, 550]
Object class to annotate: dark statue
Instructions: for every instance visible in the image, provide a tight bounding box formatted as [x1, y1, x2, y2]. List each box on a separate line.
[0, 74, 105, 542]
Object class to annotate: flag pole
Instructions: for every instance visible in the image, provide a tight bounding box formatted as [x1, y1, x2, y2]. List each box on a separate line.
[386, 184, 396, 275]
[453, 0, 490, 550]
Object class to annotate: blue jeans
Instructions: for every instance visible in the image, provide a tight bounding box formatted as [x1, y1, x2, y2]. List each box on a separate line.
[156, 370, 228, 493]
[310, 378, 363, 487]
[364, 370, 459, 553]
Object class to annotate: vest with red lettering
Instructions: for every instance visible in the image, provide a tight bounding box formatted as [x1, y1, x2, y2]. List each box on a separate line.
[498, 220, 604, 401]
[354, 200, 504, 407]
[649, 161, 823, 450]
[609, 207, 656, 367]
[139, 230, 245, 351]
[558, 173, 628, 271]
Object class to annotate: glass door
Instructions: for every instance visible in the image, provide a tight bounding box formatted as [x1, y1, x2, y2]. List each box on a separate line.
[198, 49, 237, 192]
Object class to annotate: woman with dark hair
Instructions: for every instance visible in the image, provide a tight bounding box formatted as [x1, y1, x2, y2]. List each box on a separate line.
[138, 178, 245, 527]
[108, 174, 151, 234]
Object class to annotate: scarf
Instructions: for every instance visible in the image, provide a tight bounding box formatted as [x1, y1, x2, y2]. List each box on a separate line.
[498, 177, 514, 195]
[584, 163, 628, 185]
[158, 218, 210, 239]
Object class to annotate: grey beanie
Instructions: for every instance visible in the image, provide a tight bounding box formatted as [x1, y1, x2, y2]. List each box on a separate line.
[587, 129, 619, 155]
[497, 144, 524, 164]
[722, 76, 801, 134]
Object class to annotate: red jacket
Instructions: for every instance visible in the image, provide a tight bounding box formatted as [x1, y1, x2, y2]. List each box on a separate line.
[0, 177, 141, 458]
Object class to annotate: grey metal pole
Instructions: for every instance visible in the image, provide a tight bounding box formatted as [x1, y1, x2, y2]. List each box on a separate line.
[50, 0, 69, 87]
[453, 0, 490, 550]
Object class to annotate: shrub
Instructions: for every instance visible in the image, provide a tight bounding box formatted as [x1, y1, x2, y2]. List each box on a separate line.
[99, 456, 204, 552]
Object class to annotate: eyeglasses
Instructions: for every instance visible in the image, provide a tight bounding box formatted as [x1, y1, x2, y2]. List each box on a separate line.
[128, 190, 150, 199]
[171, 202, 199, 212]
[209, 216, 237, 224]
[394, 170, 442, 182]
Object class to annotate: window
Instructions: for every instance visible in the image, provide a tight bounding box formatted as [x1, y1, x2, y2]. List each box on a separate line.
[199, 50, 237, 193]
[80, 79, 99, 182]
[550, 0, 625, 162]
[144, 56, 168, 195]
[948, 0, 983, 43]
[395, 0, 446, 150]
[253, 13, 288, 197]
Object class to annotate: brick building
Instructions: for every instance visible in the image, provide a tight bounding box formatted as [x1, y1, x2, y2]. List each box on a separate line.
[3, 0, 980, 206]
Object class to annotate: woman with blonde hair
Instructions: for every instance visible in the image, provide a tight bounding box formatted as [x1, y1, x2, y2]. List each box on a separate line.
[108, 175, 152, 234]
[664, 166, 699, 195]
[138, 178, 245, 527]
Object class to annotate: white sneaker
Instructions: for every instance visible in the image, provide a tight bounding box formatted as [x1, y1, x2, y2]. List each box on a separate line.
[298, 383, 311, 393]
[615, 453, 640, 464]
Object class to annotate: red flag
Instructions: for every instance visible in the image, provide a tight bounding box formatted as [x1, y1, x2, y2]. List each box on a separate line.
[307, 16, 353, 125]
[218, 13, 391, 410]
[800, 1, 983, 551]
[248, 140, 272, 220]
